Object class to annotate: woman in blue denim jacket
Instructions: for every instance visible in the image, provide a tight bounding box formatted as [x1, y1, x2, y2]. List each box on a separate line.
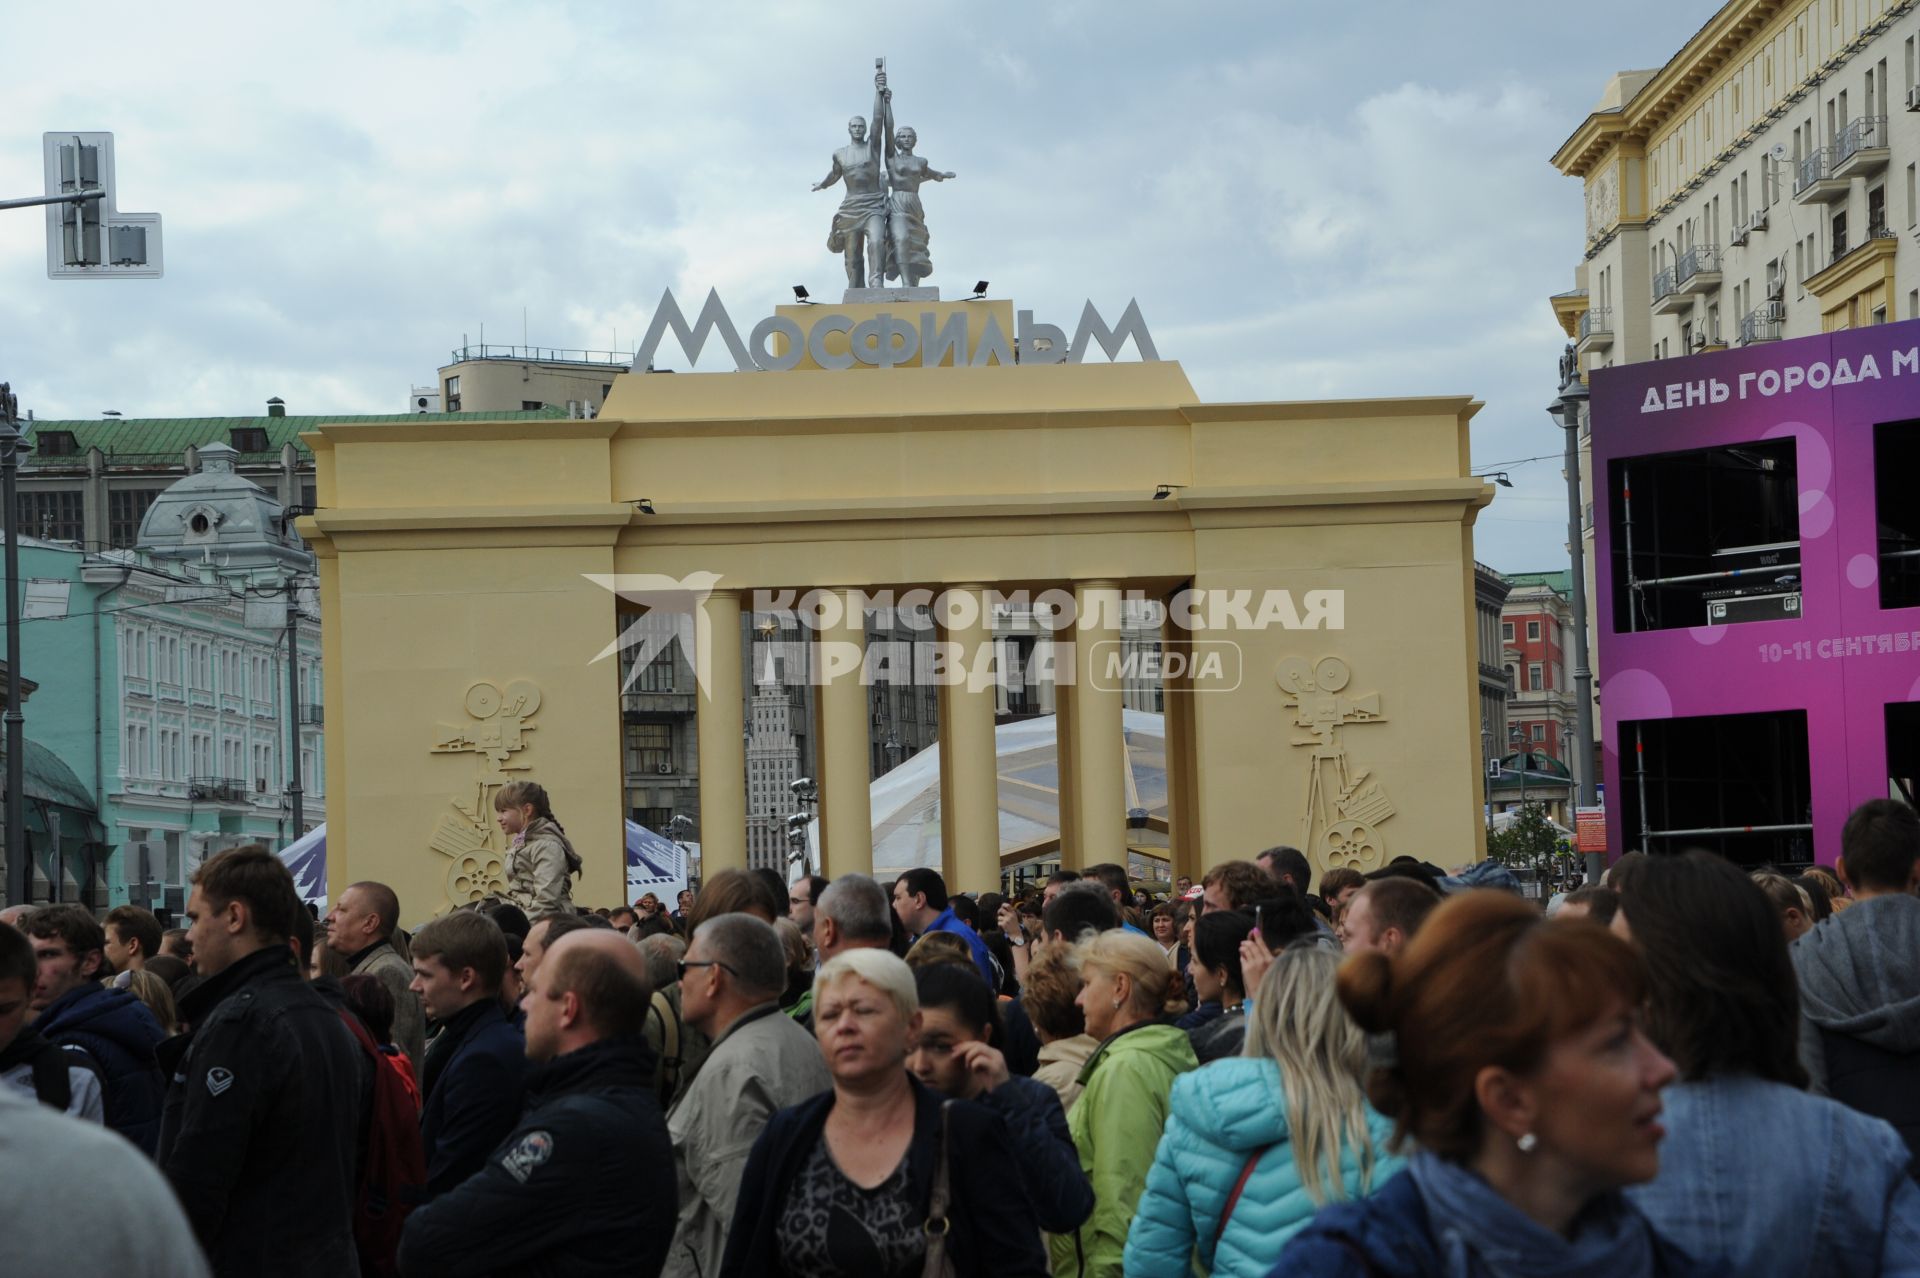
[1614, 852, 1920, 1276]
[1274, 891, 1720, 1278]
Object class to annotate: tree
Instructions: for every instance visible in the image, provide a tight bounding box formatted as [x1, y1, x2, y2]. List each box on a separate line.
[1489, 802, 1560, 879]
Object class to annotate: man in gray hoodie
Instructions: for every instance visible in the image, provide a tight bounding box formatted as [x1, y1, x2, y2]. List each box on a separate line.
[1792, 798, 1920, 1165]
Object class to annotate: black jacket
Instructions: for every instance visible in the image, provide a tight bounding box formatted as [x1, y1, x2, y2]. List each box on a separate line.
[397, 1036, 675, 1278]
[419, 999, 528, 1199]
[719, 1074, 1049, 1278]
[34, 981, 167, 1152]
[157, 945, 363, 1277]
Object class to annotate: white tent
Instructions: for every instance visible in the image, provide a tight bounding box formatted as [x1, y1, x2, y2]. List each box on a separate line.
[804, 710, 1171, 879]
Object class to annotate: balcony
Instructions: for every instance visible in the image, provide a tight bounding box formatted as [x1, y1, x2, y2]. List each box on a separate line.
[1795, 148, 1850, 205]
[1651, 266, 1693, 316]
[1676, 244, 1722, 296]
[1832, 115, 1889, 181]
[1740, 301, 1785, 345]
[299, 702, 324, 726]
[188, 776, 248, 804]
[1576, 307, 1614, 353]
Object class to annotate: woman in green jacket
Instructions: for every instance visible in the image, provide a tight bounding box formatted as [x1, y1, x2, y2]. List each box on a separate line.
[1052, 929, 1198, 1277]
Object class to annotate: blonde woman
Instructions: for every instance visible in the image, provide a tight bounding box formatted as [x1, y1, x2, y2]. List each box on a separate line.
[1125, 945, 1401, 1277]
[493, 780, 580, 915]
[1053, 930, 1197, 1277]
[719, 947, 1047, 1276]
[125, 967, 180, 1036]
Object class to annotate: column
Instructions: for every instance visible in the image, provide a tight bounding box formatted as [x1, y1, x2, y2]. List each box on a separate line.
[1162, 597, 1202, 884]
[937, 586, 1001, 895]
[815, 589, 872, 878]
[1067, 580, 1127, 866]
[1051, 622, 1080, 868]
[695, 589, 746, 874]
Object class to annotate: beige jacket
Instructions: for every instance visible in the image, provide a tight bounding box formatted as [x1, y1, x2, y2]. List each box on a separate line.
[351, 941, 426, 1071]
[662, 1004, 832, 1278]
[505, 818, 578, 916]
[1033, 1033, 1099, 1113]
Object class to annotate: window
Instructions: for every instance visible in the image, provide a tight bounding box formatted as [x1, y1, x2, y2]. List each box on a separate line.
[1875, 419, 1920, 609]
[633, 649, 677, 693]
[123, 722, 150, 777]
[1526, 620, 1541, 641]
[625, 723, 673, 775]
[1609, 437, 1801, 633]
[34, 431, 77, 457]
[1529, 662, 1544, 691]
[1831, 210, 1847, 263]
[630, 806, 674, 832]
[444, 376, 461, 413]
[1532, 723, 1547, 742]
[1868, 186, 1887, 239]
[230, 427, 270, 453]
[15, 489, 84, 542]
[1501, 621, 1514, 642]
[108, 488, 159, 549]
[520, 400, 543, 411]
[1621, 709, 1811, 868]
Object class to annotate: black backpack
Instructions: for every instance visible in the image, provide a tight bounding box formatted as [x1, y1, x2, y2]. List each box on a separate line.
[27, 1039, 101, 1112]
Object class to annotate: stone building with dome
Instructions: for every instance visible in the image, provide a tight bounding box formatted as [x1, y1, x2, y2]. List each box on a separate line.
[0, 443, 322, 913]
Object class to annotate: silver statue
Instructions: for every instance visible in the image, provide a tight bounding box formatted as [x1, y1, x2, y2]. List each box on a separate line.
[812, 60, 955, 291]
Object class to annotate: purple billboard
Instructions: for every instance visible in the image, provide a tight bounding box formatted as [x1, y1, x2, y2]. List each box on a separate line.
[1590, 319, 1920, 866]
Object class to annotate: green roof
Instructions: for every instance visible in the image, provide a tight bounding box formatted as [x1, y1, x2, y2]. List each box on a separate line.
[1504, 570, 1572, 597]
[23, 407, 573, 461]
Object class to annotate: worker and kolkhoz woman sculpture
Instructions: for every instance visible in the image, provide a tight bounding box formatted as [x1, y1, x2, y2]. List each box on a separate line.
[812, 59, 956, 295]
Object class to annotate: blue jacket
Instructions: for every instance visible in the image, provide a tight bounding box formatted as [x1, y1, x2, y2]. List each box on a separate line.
[976, 1074, 1093, 1234]
[720, 1074, 1049, 1278]
[926, 907, 996, 987]
[1274, 1169, 1721, 1278]
[1127, 1057, 1401, 1278]
[1625, 1074, 1920, 1276]
[36, 982, 166, 1153]
[419, 1000, 528, 1200]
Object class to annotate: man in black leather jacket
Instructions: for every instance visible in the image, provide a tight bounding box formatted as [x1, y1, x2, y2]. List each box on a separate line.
[157, 845, 362, 1277]
[397, 929, 675, 1278]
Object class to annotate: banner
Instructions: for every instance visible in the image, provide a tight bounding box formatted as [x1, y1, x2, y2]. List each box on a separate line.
[1575, 807, 1607, 855]
[625, 821, 689, 905]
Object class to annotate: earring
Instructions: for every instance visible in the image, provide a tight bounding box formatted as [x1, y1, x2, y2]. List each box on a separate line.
[1112, 998, 1123, 1010]
[1517, 1132, 1538, 1154]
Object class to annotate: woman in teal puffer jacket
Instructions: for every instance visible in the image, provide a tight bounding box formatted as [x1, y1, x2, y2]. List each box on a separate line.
[1125, 944, 1402, 1277]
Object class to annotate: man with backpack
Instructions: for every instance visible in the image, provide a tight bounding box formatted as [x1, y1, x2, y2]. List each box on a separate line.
[409, 911, 528, 1200]
[157, 845, 362, 1276]
[0, 922, 104, 1120]
[23, 904, 167, 1150]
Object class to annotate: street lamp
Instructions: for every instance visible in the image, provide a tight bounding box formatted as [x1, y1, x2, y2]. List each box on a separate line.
[0, 384, 21, 905]
[1481, 727, 1494, 838]
[1549, 345, 1600, 883]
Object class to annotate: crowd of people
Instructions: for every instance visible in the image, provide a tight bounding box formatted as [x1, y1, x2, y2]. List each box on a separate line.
[3, 778, 1919, 1276]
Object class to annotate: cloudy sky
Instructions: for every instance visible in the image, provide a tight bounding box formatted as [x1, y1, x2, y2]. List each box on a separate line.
[0, 1, 1714, 572]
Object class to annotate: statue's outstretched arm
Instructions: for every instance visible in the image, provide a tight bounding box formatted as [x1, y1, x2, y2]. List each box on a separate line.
[810, 155, 843, 192]
[873, 84, 894, 161]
